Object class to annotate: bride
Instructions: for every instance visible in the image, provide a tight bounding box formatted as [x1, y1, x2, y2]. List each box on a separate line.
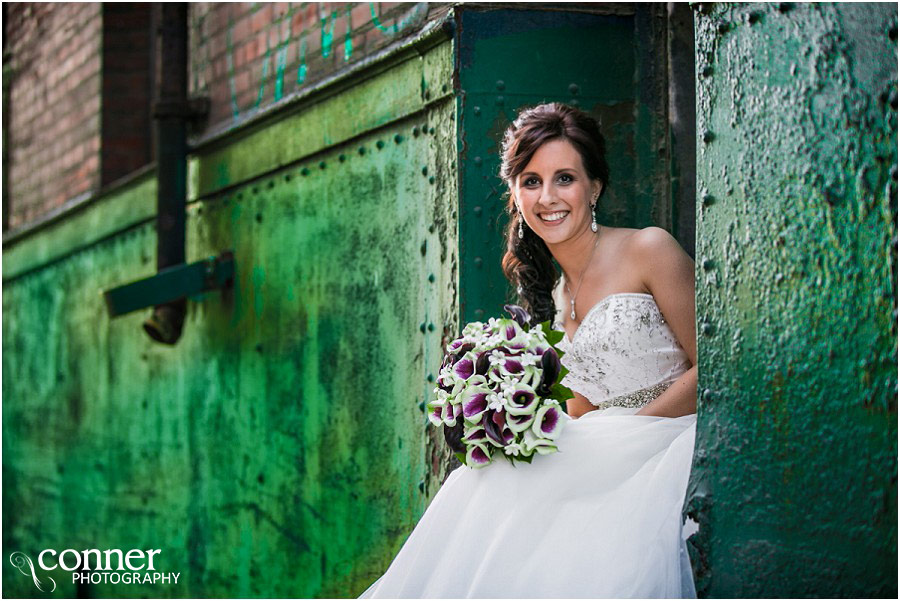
[360, 102, 698, 598]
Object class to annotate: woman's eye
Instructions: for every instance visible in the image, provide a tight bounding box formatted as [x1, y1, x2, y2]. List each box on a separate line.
[558, 174, 573, 183]
[525, 177, 539, 186]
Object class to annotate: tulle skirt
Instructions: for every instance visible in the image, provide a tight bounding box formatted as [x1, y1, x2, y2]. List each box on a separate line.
[359, 407, 698, 599]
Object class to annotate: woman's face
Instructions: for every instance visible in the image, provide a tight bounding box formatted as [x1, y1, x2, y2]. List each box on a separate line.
[512, 138, 602, 245]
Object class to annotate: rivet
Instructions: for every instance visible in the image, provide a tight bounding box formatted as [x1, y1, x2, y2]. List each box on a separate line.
[425, 89, 432, 100]
[420, 240, 427, 255]
[571, 99, 579, 107]
[420, 322, 427, 333]
[775, 272, 784, 284]
[702, 322, 714, 336]
[418, 480, 425, 493]
[568, 83, 579, 95]
[890, 165, 897, 181]
[376, 140, 385, 150]
[339, 154, 346, 162]
[496, 80, 505, 91]
[421, 122, 428, 131]
[429, 176, 435, 185]
[237, 193, 243, 200]
[701, 388, 714, 402]
[255, 343, 263, 353]
[428, 273, 435, 283]
[252, 186, 259, 194]
[429, 127, 434, 135]
[413, 126, 420, 137]
[702, 65, 714, 77]
[747, 11, 762, 24]
[889, 24, 898, 42]
[301, 167, 310, 176]
[702, 259, 714, 271]
[473, 206, 482, 216]
[394, 134, 404, 144]
[284, 173, 292, 181]
[358, 146, 366, 155]
[427, 323, 435, 332]
[428, 223, 435, 233]
[496, 95, 504, 106]
[716, 20, 729, 35]
[319, 161, 326, 169]
[474, 257, 483, 267]
[474, 309, 484, 318]
[418, 400, 426, 412]
[890, 89, 898, 111]
[426, 372, 434, 381]
[777, 2, 793, 13]
[473, 106, 481, 116]
[702, 194, 715, 206]
[422, 166, 428, 176]
[441, 83, 448, 93]
[474, 156, 482, 166]
[255, 213, 262, 223]
[702, 130, 715, 143]
[267, 180, 274, 188]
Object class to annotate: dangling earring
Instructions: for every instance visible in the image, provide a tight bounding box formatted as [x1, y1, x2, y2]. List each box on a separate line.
[518, 212, 525, 238]
[590, 195, 598, 233]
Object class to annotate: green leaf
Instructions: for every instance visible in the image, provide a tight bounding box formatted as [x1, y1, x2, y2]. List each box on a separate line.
[454, 451, 467, 465]
[549, 381, 574, 402]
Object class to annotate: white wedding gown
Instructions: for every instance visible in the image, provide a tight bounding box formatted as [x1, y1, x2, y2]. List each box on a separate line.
[360, 290, 698, 598]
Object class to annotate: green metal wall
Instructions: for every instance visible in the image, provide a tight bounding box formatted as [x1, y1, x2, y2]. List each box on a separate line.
[3, 31, 456, 598]
[687, 3, 897, 596]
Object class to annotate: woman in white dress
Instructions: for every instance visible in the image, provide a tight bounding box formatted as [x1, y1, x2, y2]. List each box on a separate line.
[360, 102, 698, 598]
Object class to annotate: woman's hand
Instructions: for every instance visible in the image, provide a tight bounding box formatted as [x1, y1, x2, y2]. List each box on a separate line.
[566, 390, 597, 419]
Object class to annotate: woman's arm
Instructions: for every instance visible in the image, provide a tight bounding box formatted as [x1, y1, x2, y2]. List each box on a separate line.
[566, 390, 597, 419]
[628, 227, 698, 418]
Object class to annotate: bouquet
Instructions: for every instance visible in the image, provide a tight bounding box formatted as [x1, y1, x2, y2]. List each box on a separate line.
[427, 304, 574, 468]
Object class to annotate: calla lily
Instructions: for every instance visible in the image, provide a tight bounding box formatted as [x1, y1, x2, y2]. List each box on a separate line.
[426, 397, 446, 427]
[536, 348, 561, 395]
[531, 402, 565, 440]
[462, 424, 488, 444]
[461, 382, 492, 423]
[475, 351, 491, 376]
[505, 383, 540, 416]
[453, 351, 477, 381]
[523, 428, 559, 455]
[503, 304, 531, 328]
[465, 443, 493, 468]
[482, 409, 514, 447]
[506, 412, 536, 433]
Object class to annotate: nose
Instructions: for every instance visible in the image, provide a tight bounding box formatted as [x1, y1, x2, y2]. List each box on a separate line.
[538, 182, 558, 208]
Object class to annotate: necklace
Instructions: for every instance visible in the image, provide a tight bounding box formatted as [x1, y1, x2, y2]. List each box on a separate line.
[564, 231, 601, 321]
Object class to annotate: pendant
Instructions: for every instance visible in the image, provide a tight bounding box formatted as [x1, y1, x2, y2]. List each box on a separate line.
[570, 300, 576, 320]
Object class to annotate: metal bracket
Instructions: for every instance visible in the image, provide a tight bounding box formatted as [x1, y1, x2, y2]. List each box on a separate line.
[103, 251, 235, 318]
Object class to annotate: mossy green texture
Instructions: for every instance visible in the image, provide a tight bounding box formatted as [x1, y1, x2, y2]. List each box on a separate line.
[688, 3, 897, 597]
[2, 38, 457, 598]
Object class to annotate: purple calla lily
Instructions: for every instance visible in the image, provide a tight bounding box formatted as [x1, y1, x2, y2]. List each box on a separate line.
[503, 304, 531, 328]
[506, 384, 539, 416]
[461, 384, 491, 423]
[465, 443, 493, 468]
[532, 403, 564, 440]
[537, 347, 561, 395]
[475, 351, 490, 376]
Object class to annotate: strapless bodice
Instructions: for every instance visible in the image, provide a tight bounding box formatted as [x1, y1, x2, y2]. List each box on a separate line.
[552, 283, 692, 410]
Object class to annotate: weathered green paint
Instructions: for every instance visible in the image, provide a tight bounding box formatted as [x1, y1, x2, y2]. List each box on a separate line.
[3, 33, 457, 598]
[455, 6, 674, 324]
[687, 3, 897, 596]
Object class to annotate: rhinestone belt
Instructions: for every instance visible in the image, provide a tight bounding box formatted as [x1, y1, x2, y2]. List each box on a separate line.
[591, 381, 673, 410]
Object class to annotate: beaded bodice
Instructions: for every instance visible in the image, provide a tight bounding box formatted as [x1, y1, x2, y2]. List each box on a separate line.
[552, 280, 692, 410]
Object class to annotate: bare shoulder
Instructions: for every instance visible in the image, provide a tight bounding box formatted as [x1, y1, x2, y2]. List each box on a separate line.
[625, 226, 694, 292]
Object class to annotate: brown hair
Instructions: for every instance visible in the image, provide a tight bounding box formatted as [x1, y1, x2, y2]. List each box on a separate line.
[499, 102, 610, 324]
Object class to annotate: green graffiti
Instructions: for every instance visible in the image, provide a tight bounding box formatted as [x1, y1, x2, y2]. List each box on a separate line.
[344, 5, 353, 62]
[297, 34, 308, 85]
[321, 10, 337, 58]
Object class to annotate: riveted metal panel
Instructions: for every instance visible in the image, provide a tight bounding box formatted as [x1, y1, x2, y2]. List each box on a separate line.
[688, 3, 897, 596]
[455, 6, 673, 324]
[2, 41, 457, 598]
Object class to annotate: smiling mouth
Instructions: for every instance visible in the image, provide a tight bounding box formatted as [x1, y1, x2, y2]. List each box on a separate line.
[540, 211, 569, 223]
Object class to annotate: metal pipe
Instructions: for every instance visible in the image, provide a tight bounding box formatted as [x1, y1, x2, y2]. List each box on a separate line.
[145, 2, 188, 344]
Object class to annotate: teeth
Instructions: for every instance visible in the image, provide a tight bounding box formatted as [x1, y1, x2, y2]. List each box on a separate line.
[541, 211, 568, 222]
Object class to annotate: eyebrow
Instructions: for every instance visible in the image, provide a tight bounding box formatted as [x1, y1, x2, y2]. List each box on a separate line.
[519, 168, 577, 178]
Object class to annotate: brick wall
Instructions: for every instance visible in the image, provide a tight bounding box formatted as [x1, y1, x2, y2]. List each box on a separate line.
[189, 2, 451, 133]
[4, 3, 103, 230]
